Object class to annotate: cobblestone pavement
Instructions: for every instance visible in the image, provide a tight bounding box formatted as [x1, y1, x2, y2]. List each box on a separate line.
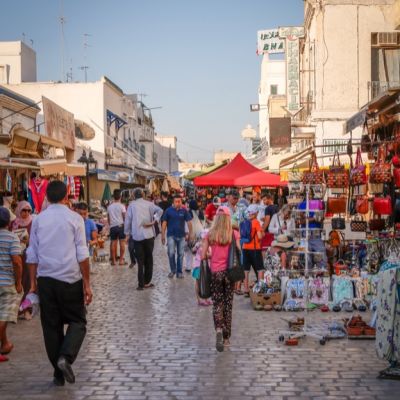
[2, 237, 400, 400]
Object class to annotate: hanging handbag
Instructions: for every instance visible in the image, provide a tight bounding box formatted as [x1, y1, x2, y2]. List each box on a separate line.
[288, 163, 303, 182]
[355, 196, 369, 214]
[370, 147, 391, 184]
[199, 259, 212, 299]
[394, 168, 400, 188]
[372, 196, 392, 216]
[350, 148, 367, 186]
[369, 216, 385, 231]
[309, 199, 324, 210]
[361, 120, 372, 153]
[327, 151, 349, 188]
[331, 217, 345, 230]
[226, 235, 244, 283]
[327, 196, 347, 214]
[302, 151, 324, 185]
[350, 215, 367, 232]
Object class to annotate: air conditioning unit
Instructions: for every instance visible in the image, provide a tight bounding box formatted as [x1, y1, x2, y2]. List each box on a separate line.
[372, 32, 400, 48]
[105, 147, 114, 157]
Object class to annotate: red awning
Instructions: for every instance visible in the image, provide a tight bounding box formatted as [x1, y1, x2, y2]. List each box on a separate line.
[193, 153, 286, 187]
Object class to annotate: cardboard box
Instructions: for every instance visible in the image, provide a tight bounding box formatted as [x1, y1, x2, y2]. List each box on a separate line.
[250, 291, 281, 309]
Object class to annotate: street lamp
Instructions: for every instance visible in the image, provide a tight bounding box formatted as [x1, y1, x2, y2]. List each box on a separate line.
[78, 149, 97, 207]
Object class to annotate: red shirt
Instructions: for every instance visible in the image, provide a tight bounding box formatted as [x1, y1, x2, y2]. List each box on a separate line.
[205, 203, 218, 221]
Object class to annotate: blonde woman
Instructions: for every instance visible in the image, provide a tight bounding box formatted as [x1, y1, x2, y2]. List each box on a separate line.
[202, 206, 240, 352]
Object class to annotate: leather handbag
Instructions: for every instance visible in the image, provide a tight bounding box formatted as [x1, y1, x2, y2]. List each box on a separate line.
[309, 199, 324, 210]
[394, 168, 400, 188]
[227, 235, 245, 283]
[355, 196, 369, 214]
[199, 259, 212, 299]
[327, 196, 347, 214]
[350, 148, 367, 186]
[327, 151, 349, 188]
[302, 151, 324, 185]
[373, 196, 392, 216]
[369, 217, 385, 231]
[331, 217, 345, 230]
[361, 120, 372, 153]
[350, 215, 367, 232]
[370, 147, 392, 184]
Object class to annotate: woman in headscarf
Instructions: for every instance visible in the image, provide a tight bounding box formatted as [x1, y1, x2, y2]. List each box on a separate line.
[12, 201, 33, 234]
[12, 201, 34, 320]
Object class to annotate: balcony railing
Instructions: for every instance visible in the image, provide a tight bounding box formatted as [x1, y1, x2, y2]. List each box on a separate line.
[369, 81, 400, 101]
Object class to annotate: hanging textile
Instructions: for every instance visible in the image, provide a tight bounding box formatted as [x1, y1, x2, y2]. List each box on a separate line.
[308, 277, 330, 305]
[332, 276, 354, 305]
[375, 263, 400, 363]
[29, 177, 48, 213]
[5, 170, 12, 192]
[73, 176, 81, 200]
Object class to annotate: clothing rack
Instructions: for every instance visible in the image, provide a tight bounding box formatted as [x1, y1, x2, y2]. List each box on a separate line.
[278, 185, 330, 345]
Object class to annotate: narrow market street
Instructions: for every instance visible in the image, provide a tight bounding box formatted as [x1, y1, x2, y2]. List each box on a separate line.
[1, 238, 399, 400]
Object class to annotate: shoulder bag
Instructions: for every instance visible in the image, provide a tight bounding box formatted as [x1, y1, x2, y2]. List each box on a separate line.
[199, 259, 212, 299]
[327, 150, 349, 188]
[350, 148, 367, 186]
[227, 234, 245, 283]
[327, 196, 347, 214]
[302, 151, 324, 185]
[370, 147, 391, 184]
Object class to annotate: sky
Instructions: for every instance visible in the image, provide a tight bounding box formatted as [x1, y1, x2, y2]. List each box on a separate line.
[0, 0, 304, 162]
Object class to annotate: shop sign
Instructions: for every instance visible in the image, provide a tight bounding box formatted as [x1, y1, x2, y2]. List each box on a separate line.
[269, 118, 291, 149]
[257, 29, 285, 55]
[96, 169, 135, 183]
[42, 96, 75, 150]
[279, 27, 305, 116]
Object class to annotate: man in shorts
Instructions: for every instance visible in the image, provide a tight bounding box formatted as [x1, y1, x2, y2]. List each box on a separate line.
[0, 207, 22, 361]
[107, 189, 126, 266]
[242, 204, 264, 296]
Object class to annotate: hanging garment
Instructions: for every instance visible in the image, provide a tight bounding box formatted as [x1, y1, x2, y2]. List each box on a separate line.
[376, 267, 400, 363]
[284, 278, 305, 309]
[332, 276, 354, 305]
[73, 176, 81, 200]
[5, 170, 12, 192]
[308, 277, 330, 305]
[29, 177, 48, 213]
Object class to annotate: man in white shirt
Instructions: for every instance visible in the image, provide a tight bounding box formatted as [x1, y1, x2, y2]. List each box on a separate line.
[27, 180, 91, 387]
[107, 189, 126, 266]
[124, 188, 163, 290]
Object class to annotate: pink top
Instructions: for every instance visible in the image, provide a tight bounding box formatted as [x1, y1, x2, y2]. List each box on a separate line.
[207, 230, 240, 273]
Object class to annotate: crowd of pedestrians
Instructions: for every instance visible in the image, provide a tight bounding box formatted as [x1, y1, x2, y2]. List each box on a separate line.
[0, 181, 295, 380]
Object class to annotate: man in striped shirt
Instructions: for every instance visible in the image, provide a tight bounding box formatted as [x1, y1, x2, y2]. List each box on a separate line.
[0, 207, 22, 361]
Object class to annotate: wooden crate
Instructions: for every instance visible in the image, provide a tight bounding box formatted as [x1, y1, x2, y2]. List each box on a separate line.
[249, 291, 281, 309]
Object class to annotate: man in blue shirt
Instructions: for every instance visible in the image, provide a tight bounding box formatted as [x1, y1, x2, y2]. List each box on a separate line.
[75, 202, 98, 265]
[161, 195, 193, 279]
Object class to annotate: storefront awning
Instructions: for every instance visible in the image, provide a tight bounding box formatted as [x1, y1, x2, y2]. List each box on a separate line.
[65, 164, 86, 176]
[134, 165, 166, 178]
[344, 107, 367, 134]
[38, 159, 67, 176]
[9, 126, 40, 157]
[0, 159, 40, 170]
[39, 135, 64, 148]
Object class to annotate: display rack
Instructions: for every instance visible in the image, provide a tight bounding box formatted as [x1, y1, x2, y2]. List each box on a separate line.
[278, 184, 330, 345]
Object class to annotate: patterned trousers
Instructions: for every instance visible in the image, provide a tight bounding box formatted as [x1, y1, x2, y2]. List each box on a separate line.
[211, 271, 234, 340]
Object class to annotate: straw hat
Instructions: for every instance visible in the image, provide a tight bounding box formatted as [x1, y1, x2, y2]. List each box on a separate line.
[271, 234, 295, 249]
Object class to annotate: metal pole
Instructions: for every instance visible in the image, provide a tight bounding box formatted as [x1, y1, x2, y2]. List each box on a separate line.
[86, 162, 90, 208]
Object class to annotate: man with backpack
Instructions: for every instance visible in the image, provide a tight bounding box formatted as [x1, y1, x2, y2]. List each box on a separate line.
[240, 204, 264, 297]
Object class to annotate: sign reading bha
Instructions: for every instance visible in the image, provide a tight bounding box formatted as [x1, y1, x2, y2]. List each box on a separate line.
[257, 29, 285, 55]
[42, 96, 75, 150]
[279, 26, 305, 116]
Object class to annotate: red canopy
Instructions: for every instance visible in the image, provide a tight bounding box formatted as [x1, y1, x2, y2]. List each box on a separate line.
[193, 153, 285, 187]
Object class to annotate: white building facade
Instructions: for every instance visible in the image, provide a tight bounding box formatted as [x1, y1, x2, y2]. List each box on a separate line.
[154, 134, 179, 173]
[258, 55, 286, 142]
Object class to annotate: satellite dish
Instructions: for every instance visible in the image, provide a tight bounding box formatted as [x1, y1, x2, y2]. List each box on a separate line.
[241, 124, 256, 140]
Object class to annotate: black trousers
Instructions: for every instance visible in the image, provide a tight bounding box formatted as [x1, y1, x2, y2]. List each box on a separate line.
[128, 237, 137, 265]
[38, 277, 87, 379]
[133, 238, 155, 288]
